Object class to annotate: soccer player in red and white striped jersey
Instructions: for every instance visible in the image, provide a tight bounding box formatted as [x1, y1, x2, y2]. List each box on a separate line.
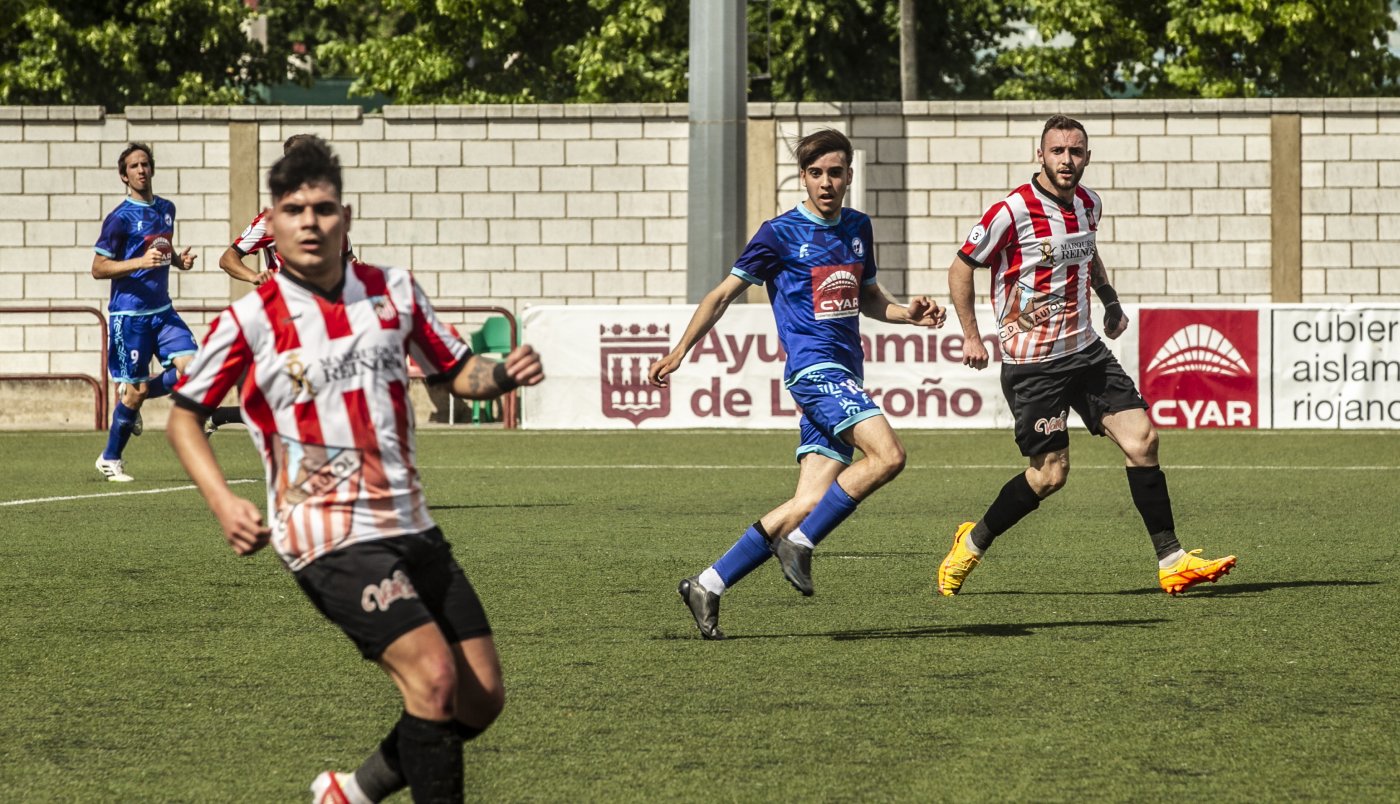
[168, 137, 543, 803]
[940, 115, 1236, 597]
[218, 135, 355, 288]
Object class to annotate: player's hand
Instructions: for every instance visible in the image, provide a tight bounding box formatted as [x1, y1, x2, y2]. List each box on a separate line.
[905, 296, 946, 328]
[501, 344, 544, 388]
[253, 269, 273, 286]
[962, 338, 990, 371]
[1103, 303, 1128, 339]
[176, 247, 197, 271]
[648, 353, 682, 387]
[138, 246, 170, 269]
[213, 493, 270, 556]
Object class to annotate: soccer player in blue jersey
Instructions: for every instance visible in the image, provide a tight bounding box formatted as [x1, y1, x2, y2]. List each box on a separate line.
[91, 142, 199, 482]
[649, 128, 946, 640]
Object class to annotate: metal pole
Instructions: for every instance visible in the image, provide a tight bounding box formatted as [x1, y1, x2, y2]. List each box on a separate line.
[687, 0, 747, 303]
[900, 0, 918, 101]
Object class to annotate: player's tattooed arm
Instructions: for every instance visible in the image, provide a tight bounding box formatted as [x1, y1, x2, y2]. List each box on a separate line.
[450, 346, 545, 400]
[1090, 253, 1128, 338]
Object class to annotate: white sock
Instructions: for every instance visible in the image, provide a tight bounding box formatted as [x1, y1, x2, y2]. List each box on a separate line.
[787, 530, 815, 549]
[342, 774, 374, 804]
[1158, 549, 1186, 569]
[698, 567, 726, 596]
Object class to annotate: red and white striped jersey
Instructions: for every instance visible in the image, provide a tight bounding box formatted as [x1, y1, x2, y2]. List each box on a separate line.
[175, 260, 470, 571]
[231, 209, 354, 274]
[958, 179, 1102, 364]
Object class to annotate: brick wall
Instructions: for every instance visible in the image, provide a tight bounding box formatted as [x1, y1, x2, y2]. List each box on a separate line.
[1, 98, 1397, 386]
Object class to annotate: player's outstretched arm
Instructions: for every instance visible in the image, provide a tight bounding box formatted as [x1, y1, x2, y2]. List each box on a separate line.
[91, 246, 168, 279]
[648, 274, 750, 387]
[948, 257, 989, 370]
[858, 283, 946, 328]
[217, 246, 264, 284]
[168, 406, 270, 556]
[449, 345, 545, 400]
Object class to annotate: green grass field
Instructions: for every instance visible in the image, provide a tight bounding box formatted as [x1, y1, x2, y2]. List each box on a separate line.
[1, 428, 1397, 802]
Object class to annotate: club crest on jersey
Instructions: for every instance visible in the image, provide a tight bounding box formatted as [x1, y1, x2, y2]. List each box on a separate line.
[599, 323, 671, 426]
[1038, 237, 1054, 265]
[368, 294, 398, 326]
[811, 263, 862, 320]
[285, 351, 315, 397]
[850, 237, 865, 258]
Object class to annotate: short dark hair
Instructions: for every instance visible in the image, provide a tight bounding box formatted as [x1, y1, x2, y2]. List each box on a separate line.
[1041, 115, 1088, 146]
[794, 129, 853, 171]
[268, 135, 342, 201]
[283, 133, 316, 154]
[117, 142, 153, 176]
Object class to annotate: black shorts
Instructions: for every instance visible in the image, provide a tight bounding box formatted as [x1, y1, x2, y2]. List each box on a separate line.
[293, 527, 491, 660]
[1000, 340, 1147, 457]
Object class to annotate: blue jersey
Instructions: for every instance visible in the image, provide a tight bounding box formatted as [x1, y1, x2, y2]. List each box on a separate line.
[731, 204, 879, 384]
[94, 197, 178, 314]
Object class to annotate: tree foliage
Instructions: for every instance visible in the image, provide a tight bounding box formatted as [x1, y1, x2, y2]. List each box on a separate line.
[997, 0, 1400, 98]
[1, 0, 1396, 106]
[0, 0, 272, 109]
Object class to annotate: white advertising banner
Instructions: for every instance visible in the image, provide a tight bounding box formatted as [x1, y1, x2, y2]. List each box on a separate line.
[519, 303, 1400, 430]
[519, 304, 1033, 430]
[1268, 306, 1400, 429]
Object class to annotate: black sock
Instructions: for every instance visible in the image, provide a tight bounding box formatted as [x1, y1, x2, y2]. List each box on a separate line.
[972, 473, 1042, 552]
[397, 712, 464, 804]
[354, 721, 407, 802]
[211, 406, 243, 427]
[1125, 465, 1181, 560]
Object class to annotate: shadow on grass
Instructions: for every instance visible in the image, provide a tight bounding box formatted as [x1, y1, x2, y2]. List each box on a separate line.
[976, 580, 1379, 597]
[725, 617, 1168, 641]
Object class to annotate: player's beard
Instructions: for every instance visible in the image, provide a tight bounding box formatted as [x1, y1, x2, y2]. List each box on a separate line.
[1041, 161, 1083, 193]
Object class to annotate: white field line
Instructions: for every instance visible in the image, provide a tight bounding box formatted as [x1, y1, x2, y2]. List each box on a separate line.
[419, 463, 1397, 471]
[2, 478, 258, 507]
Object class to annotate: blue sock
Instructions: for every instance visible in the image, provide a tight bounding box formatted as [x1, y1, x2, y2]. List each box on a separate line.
[144, 367, 180, 399]
[795, 481, 860, 546]
[103, 402, 138, 460]
[710, 523, 772, 588]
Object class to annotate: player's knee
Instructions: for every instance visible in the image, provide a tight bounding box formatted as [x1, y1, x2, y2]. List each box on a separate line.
[874, 443, 906, 483]
[123, 384, 148, 408]
[407, 657, 459, 719]
[1030, 464, 1069, 495]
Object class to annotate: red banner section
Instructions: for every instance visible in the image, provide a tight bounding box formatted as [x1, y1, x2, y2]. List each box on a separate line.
[1139, 309, 1259, 429]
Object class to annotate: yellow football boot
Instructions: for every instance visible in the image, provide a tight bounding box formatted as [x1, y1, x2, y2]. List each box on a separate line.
[1159, 549, 1237, 595]
[937, 522, 982, 596]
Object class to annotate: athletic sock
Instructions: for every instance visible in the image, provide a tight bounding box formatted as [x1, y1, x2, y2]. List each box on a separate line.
[102, 402, 138, 460]
[793, 480, 859, 546]
[396, 712, 463, 804]
[143, 367, 180, 399]
[697, 567, 726, 596]
[211, 406, 244, 427]
[1125, 465, 1183, 560]
[1158, 549, 1187, 569]
[971, 472, 1042, 552]
[786, 531, 815, 549]
[354, 723, 406, 802]
[709, 522, 772, 589]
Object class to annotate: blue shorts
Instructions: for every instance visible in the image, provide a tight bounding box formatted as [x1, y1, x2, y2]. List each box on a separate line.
[787, 365, 884, 464]
[107, 307, 198, 384]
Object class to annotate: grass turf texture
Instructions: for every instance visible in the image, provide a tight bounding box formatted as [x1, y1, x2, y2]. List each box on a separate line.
[0, 429, 1396, 801]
